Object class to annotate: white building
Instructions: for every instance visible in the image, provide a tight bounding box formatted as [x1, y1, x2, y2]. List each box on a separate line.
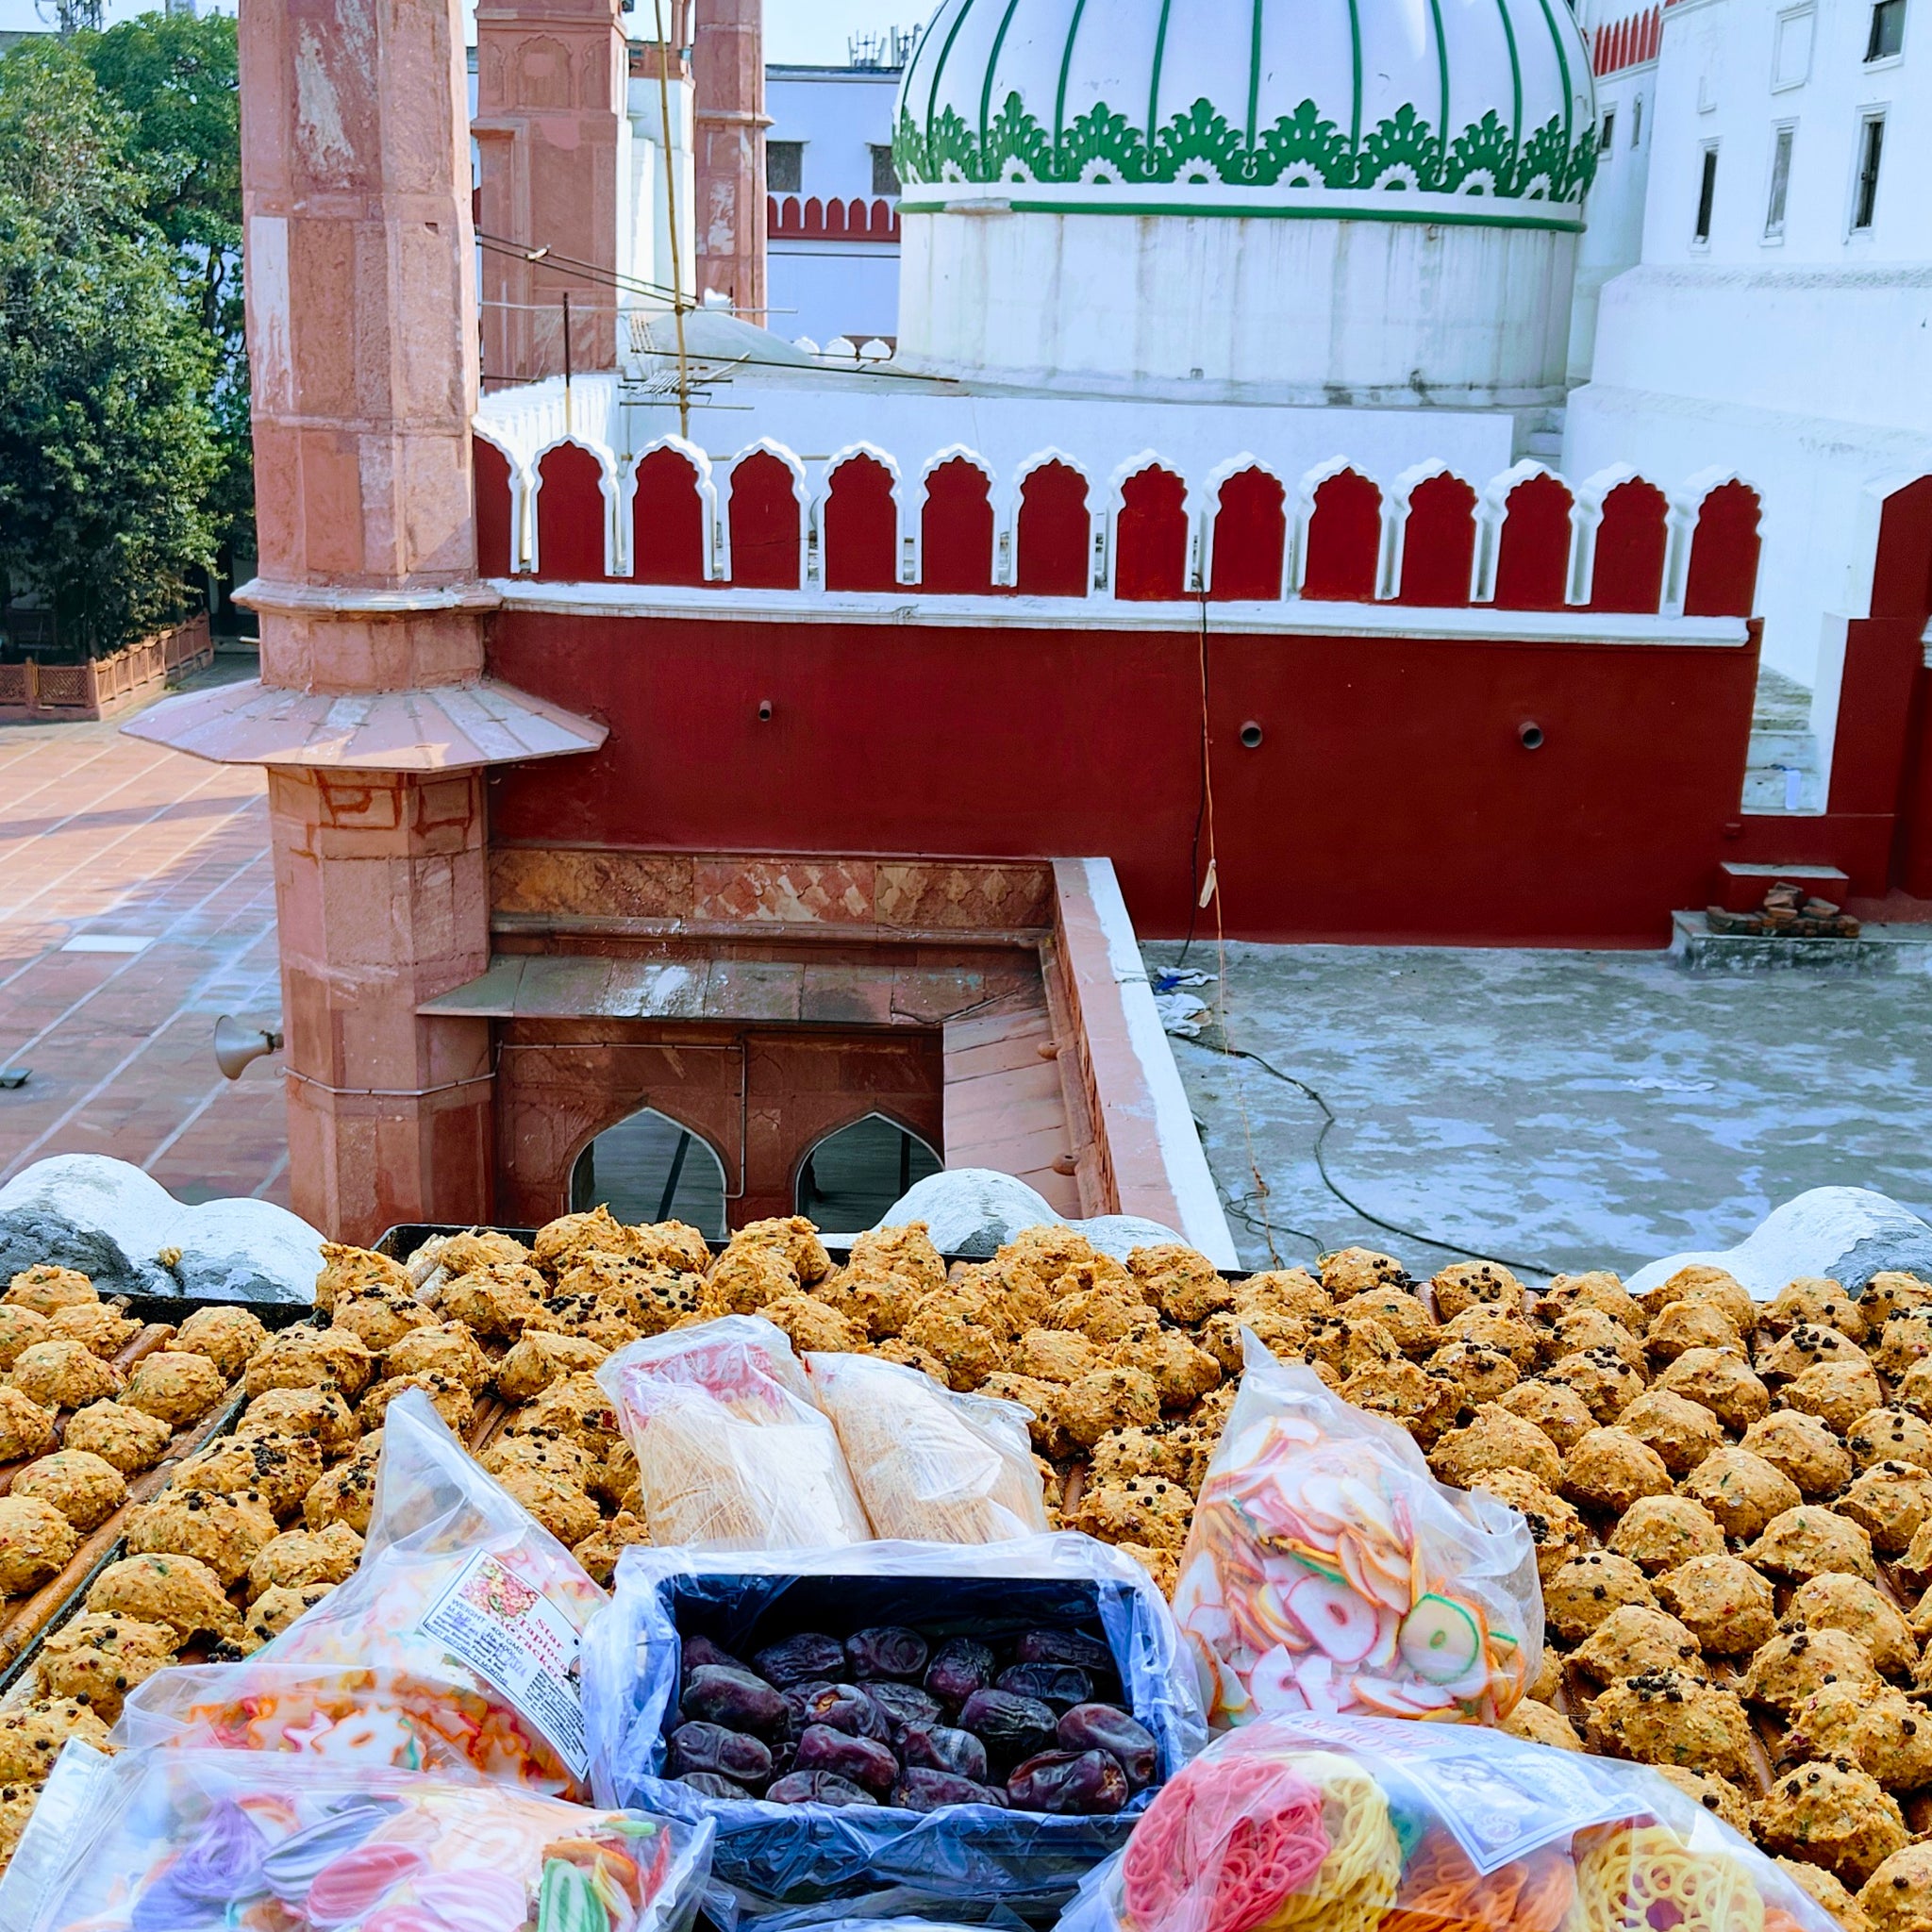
[1566, 0, 1932, 778]
[766, 47, 907, 347]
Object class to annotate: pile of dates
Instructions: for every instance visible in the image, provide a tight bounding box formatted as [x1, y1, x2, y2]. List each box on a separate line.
[665, 1622, 1158, 1817]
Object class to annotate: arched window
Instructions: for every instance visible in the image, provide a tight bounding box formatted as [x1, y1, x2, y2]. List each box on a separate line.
[1015, 462, 1091, 597]
[728, 451, 803, 590]
[921, 458, 996, 593]
[569, 1108, 727, 1239]
[796, 1113, 942, 1229]
[1115, 467, 1189, 601]
[824, 454, 899, 591]
[535, 441, 608, 581]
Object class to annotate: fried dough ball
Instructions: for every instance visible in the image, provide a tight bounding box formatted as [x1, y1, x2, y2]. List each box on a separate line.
[1052, 1366, 1160, 1448]
[315, 1242, 409, 1312]
[0, 1698, 110, 1783]
[425, 1230, 531, 1282]
[1860, 1846, 1932, 1932]
[246, 1520, 364, 1601]
[700, 1244, 798, 1320]
[1788, 1574, 1918, 1676]
[1764, 1276, 1868, 1341]
[975, 1373, 1067, 1455]
[1543, 1348, 1648, 1424]
[1428, 1261, 1521, 1321]
[1428, 1403, 1563, 1491]
[729, 1216, 831, 1287]
[358, 1373, 473, 1434]
[1424, 1341, 1521, 1407]
[1539, 1272, 1644, 1331]
[1583, 1669, 1757, 1783]
[755, 1291, 864, 1355]
[1640, 1265, 1757, 1332]
[86, 1552, 240, 1641]
[1544, 1552, 1658, 1643]
[964, 1256, 1058, 1333]
[243, 1326, 372, 1401]
[496, 1469, 600, 1547]
[172, 1306, 269, 1380]
[1198, 1307, 1311, 1380]
[62, 1397, 166, 1472]
[1755, 1761, 1907, 1887]
[1570, 1604, 1705, 1683]
[625, 1221, 711, 1274]
[550, 1254, 697, 1335]
[1840, 1460, 1932, 1555]
[1440, 1306, 1540, 1371]
[10, 1448, 125, 1531]
[573, 1509, 650, 1586]
[480, 1431, 593, 1492]
[1469, 1468, 1587, 1583]
[173, 1431, 322, 1520]
[1874, 1309, 1932, 1381]
[1748, 1505, 1878, 1583]
[1328, 1289, 1431, 1362]
[330, 1286, 434, 1354]
[0, 1307, 50, 1372]
[126, 1488, 276, 1588]
[896, 1291, 1010, 1391]
[1564, 1426, 1674, 1513]
[848, 1222, 947, 1294]
[303, 1457, 379, 1535]
[1741, 1409, 1856, 1498]
[1743, 1626, 1884, 1714]
[381, 1320, 491, 1394]
[34, 1612, 175, 1720]
[237, 1385, 358, 1457]
[1615, 1389, 1724, 1476]
[529, 1207, 630, 1275]
[1862, 1273, 1932, 1328]
[1848, 1407, 1932, 1475]
[1089, 1420, 1215, 1496]
[1012, 1328, 1100, 1384]
[1071, 1474, 1193, 1552]
[1651, 1765, 1755, 1836]
[48, 1302, 140, 1358]
[522, 1291, 641, 1354]
[8, 1339, 121, 1410]
[1500, 1699, 1582, 1751]
[5, 1265, 95, 1314]
[1047, 1285, 1158, 1350]
[1782, 1682, 1932, 1790]
[506, 1373, 621, 1457]
[0, 1385, 55, 1467]
[1497, 1376, 1597, 1451]
[1645, 1299, 1744, 1363]
[1340, 1359, 1460, 1449]
[824, 1270, 917, 1344]
[995, 1225, 1095, 1282]
[1607, 1494, 1725, 1573]
[440, 1262, 548, 1338]
[1785, 1358, 1887, 1436]
[0, 1496, 75, 1594]
[1654, 1347, 1770, 1430]
[1679, 1446, 1803, 1541]
[1316, 1248, 1410, 1299]
[242, 1582, 335, 1650]
[1759, 1323, 1868, 1382]
[1543, 1308, 1649, 1376]
[1235, 1269, 1331, 1323]
[1656, 1555, 1776, 1657]
[493, 1329, 608, 1405]
[1111, 1328, 1222, 1408]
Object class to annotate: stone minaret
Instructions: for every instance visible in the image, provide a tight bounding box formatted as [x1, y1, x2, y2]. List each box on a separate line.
[692, 0, 767, 323]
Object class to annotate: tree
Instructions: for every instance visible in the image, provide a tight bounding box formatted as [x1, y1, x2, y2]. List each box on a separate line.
[0, 41, 221, 658]
[80, 11, 249, 558]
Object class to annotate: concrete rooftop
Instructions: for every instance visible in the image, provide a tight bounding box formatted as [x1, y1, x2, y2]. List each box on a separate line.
[1155, 940, 1932, 1281]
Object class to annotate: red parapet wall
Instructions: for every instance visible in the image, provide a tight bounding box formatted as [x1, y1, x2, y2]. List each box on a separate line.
[1593, 6, 1661, 74]
[767, 194, 902, 242]
[479, 434, 1764, 621]
[486, 608, 1763, 947]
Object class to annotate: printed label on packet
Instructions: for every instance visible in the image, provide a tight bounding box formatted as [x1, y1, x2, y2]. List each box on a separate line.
[418, 1550, 590, 1778]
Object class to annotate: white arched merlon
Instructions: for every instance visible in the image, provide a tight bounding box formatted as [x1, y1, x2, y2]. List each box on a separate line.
[716, 438, 812, 589]
[525, 433, 623, 580]
[474, 430, 529, 575]
[1005, 447, 1101, 591]
[618, 433, 720, 582]
[1100, 451, 1197, 598]
[1289, 457, 1368, 598]
[1664, 467, 1763, 617]
[814, 441, 912, 588]
[1383, 460, 1474, 604]
[912, 443, 1000, 588]
[1200, 453, 1290, 599]
[1568, 462, 1649, 608]
[1474, 459, 1569, 605]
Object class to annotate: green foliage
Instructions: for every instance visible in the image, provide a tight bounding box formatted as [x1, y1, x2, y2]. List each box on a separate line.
[0, 37, 222, 658]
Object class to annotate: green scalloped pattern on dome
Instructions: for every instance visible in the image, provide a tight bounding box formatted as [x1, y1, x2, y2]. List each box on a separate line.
[894, 91, 1599, 205]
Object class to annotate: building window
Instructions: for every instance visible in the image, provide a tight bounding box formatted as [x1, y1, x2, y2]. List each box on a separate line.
[1851, 113, 1885, 229]
[768, 141, 804, 194]
[1632, 96, 1643, 145]
[869, 143, 901, 197]
[1866, 0, 1906, 59]
[1773, 8, 1815, 89]
[1765, 124, 1794, 236]
[1693, 143, 1719, 242]
[1598, 110, 1616, 151]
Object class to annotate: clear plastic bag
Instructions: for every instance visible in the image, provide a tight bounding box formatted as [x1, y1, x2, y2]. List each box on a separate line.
[806, 1352, 1049, 1544]
[1056, 1713, 1839, 1932]
[0, 1743, 712, 1932]
[113, 1390, 607, 1796]
[581, 1534, 1208, 1923]
[1173, 1335, 1541, 1727]
[598, 1318, 872, 1552]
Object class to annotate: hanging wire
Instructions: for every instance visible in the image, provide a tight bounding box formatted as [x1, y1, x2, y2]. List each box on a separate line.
[647, 0, 693, 441]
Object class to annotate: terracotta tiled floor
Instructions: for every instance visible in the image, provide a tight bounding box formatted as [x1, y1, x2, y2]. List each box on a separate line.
[0, 663, 290, 1207]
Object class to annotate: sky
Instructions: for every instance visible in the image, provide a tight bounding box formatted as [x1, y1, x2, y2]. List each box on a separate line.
[0, 0, 924, 63]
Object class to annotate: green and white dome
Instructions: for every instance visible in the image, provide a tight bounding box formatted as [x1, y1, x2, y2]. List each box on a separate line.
[894, 0, 1598, 227]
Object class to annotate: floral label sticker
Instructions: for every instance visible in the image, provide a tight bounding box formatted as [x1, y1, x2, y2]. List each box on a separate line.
[419, 1550, 589, 1778]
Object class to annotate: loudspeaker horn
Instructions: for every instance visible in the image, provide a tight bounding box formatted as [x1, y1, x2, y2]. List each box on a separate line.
[214, 1016, 284, 1081]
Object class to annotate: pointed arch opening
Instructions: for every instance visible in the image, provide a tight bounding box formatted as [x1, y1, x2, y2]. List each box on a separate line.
[796, 1112, 942, 1230]
[1015, 461, 1091, 597]
[1115, 466, 1190, 601]
[569, 1107, 728, 1239]
[921, 458, 997, 593]
[824, 453, 900, 591]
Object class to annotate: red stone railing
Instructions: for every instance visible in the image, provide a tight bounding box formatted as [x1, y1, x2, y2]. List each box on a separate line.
[0, 612, 214, 722]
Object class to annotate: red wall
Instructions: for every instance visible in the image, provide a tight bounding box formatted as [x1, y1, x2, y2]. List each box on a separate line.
[487, 612, 1761, 945]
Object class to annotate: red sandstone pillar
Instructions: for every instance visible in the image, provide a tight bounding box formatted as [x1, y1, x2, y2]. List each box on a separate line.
[475, 0, 629, 383]
[692, 0, 767, 323]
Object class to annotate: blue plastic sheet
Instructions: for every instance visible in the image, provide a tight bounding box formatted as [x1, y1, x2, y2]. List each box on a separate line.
[582, 1535, 1208, 1923]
